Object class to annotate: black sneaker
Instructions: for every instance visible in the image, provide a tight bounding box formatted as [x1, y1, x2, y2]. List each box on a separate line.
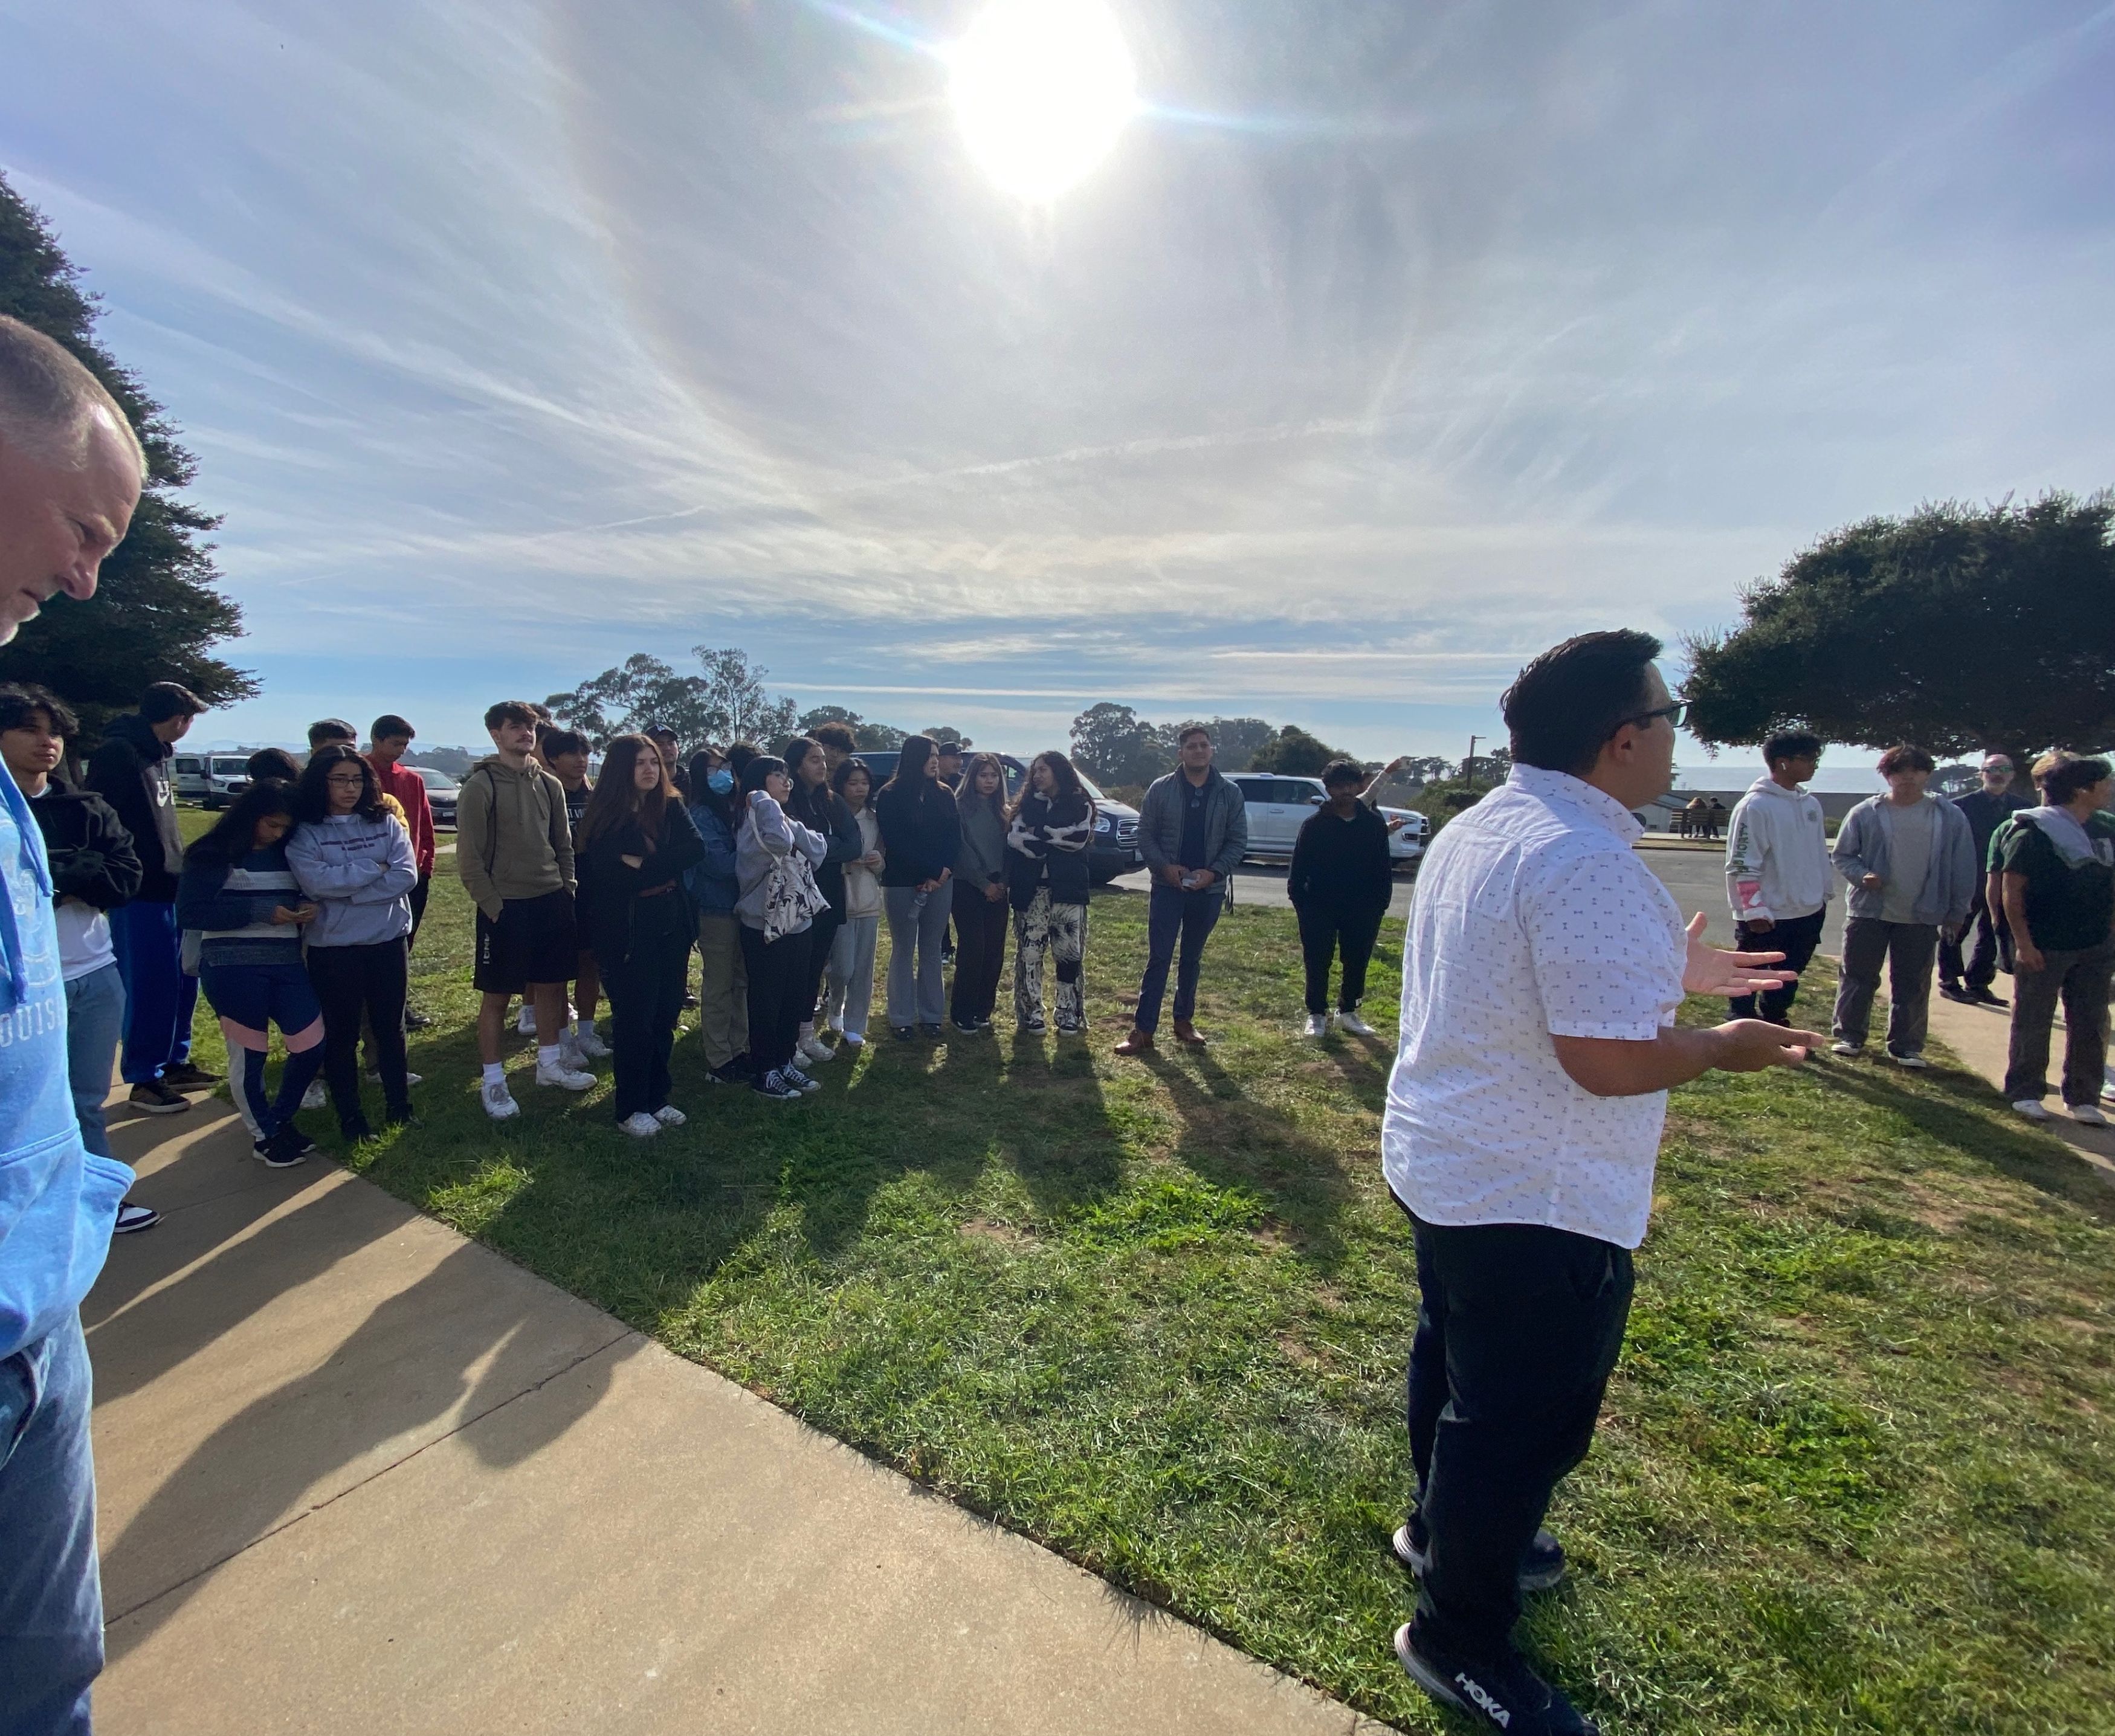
[159, 1061, 222, 1089]
[752, 1068, 804, 1101]
[952, 1017, 981, 1034]
[1938, 982, 1972, 1004]
[404, 1007, 435, 1031]
[341, 1118, 377, 1144]
[920, 1022, 944, 1039]
[682, 992, 700, 1010]
[1968, 986, 2008, 1008]
[272, 1121, 317, 1160]
[256, 1126, 311, 1168]
[1393, 1626, 1597, 1734]
[1393, 1522, 1568, 1593]
[113, 1199, 161, 1234]
[892, 1025, 916, 1041]
[128, 1080, 189, 1115]
[1023, 1016, 1048, 1035]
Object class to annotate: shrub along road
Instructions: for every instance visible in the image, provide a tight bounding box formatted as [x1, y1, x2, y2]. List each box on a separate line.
[143, 857, 2115, 1734]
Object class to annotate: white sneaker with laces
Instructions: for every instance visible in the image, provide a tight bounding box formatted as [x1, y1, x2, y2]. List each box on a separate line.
[1335, 1010, 1376, 1037]
[1890, 1051, 1929, 1070]
[482, 1078, 521, 1120]
[302, 1079, 328, 1111]
[1302, 1013, 1328, 1040]
[618, 1111, 661, 1138]
[1830, 1040, 1861, 1056]
[798, 1031, 836, 1063]
[572, 1027, 612, 1060]
[535, 1057, 596, 1092]
[2012, 1099, 2052, 1122]
[560, 1034, 595, 1073]
[653, 1104, 686, 1127]
[517, 1004, 537, 1036]
[367, 1070, 424, 1086]
[2071, 1103, 2110, 1127]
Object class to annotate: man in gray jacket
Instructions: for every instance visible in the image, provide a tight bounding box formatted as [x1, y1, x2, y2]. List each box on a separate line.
[1829, 744, 1977, 1067]
[1116, 726, 1248, 1054]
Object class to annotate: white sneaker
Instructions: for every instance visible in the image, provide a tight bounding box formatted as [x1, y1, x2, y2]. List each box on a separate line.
[302, 1080, 328, 1111]
[1302, 1013, 1328, 1040]
[798, 1032, 836, 1063]
[482, 1078, 521, 1120]
[1890, 1052, 1929, 1070]
[841, 1031, 865, 1049]
[516, 1004, 537, 1036]
[366, 1070, 424, 1086]
[560, 1034, 595, 1073]
[1335, 1010, 1376, 1037]
[618, 1111, 661, 1138]
[1830, 1041, 1862, 1057]
[2071, 1103, 2110, 1128]
[572, 1027, 612, 1060]
[2012, 1099, 2052, 1122]
[652, 1104, 686, 1127]
[535, 1058, 596, 1092]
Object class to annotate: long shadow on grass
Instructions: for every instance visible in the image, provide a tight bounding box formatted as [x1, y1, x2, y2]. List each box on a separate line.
[1804, 1061, 2115, 1225]
[1135, 1045, 1357, 1270]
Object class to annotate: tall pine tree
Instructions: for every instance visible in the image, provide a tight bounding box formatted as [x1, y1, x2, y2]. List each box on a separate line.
[0, 170, 255, 735]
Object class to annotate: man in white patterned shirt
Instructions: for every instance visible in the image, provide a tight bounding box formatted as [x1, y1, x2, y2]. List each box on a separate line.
[1384, 631, 1819, 1735]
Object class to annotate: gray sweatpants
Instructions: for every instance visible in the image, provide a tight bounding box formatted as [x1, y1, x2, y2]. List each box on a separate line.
[1833, 917, 1939, 1057]
[884, 881, 954, 1028]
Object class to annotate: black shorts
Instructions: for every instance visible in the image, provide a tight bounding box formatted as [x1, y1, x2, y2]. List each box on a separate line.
[474, 889, 577, 995]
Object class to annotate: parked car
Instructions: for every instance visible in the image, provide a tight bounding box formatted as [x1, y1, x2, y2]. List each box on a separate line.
[1225, 773, 1427, 871]
[171, 752, 260, 809]
[410, 766, 459, 829]
[848, 750, 1142, 885]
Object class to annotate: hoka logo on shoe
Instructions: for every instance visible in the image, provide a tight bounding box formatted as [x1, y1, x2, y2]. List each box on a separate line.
[1455, 1673, 1510, 1728]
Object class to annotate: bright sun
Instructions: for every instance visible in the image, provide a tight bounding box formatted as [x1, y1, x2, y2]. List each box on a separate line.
[949, 0, 1138, 202]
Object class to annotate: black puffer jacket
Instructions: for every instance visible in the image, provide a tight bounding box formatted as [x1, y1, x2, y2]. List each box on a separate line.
[27, 776, 143, 912]
[85, 713, 182, 900]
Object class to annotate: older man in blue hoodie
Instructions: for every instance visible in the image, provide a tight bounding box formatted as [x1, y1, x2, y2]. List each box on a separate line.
[0, 312, 146, 1732]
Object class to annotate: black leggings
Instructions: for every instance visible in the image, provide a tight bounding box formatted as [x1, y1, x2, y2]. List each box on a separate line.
[739, 924, 812, 1075]
[600, 931, 689, 1120]
[308, 940, 409, 1134]
[802, 906, 843, 1026]
[1296, 903, 1384, 1015]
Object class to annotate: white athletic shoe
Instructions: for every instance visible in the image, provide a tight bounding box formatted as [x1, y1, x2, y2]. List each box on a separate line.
[841, 1031, 865, 1049]
[652, 1104, 686, 1127]
[571, 1027, 612, 1060]
[1830, 1040, 1862, 1057]
[517, 1004, 538, 1036]
[366, 1069, 423, 1086]
[798, 1031, 836, 1063]
[560, 1034, 596, 1073]
[1302, 1013, 1328, 1040]
[618, 1111, 661, 1138]
[302, 1080, 328, 1111]
[1335, 1010, 1377, 1037]
[2012, 1099, 2052, 1122]
[2071, 1103, 2110, 1128]
[481, 1078, 521, 1120]
[1889, 1051, 1929, 1070]
[535, 1057, 596, 1092]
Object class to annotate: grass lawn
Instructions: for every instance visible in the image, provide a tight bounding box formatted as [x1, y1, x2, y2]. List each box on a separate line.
[178, 863, 2115, 1734]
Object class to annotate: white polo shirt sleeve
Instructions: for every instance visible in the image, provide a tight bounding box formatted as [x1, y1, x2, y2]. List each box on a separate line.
[1521, 853, 1684, 1042]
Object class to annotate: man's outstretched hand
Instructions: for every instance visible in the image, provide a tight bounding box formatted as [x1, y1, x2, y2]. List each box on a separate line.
[1710, 1018, 1826, 1072]
[1682, 911, 1798, 996]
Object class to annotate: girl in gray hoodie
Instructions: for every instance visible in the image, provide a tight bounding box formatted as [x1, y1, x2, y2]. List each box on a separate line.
[288, 746, 418, 1139]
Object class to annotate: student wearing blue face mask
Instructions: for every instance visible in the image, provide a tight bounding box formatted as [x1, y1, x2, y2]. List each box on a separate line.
[686, 750, 751, 1083]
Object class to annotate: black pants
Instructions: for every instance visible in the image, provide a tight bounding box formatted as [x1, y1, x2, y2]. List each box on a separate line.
[1728, 906, 1827, 1024]
[407, 873, 431, 945]
[1294, 902, 1384, 1015]
[599, 929, 688, 1120]
[739, 923, 810, 1075]
[1939, 886, 2004, 990]
[802, 906, 844, 1028]
[1403, 1208, 1633, 1664]
[950, 891, 1010, 1024]
[308, 940, 410, 1135]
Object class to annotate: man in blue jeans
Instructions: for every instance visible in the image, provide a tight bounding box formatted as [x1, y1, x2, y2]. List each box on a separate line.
[1, 310, 146, 1735]
[1116, 726, 1248, 1055]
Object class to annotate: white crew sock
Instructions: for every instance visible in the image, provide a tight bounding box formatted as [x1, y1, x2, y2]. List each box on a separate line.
[537, 1044, 563, 1070]
[574, 1017, 595, 1038]
[481, 1062, 505, 1086]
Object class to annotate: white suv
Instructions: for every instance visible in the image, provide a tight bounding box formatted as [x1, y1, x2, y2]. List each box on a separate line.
[1227, 773, 1427, 870]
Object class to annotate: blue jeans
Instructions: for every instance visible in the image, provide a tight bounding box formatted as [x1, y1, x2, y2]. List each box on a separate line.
[0, 1311, 102, 1736]
[109, 899, 198, 1085]
[63, 964, 126, 1161]
[1135, 883, 1222, 1035]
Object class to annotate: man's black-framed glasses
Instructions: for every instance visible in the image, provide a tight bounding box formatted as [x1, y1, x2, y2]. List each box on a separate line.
[1620, 700, 1687, 731]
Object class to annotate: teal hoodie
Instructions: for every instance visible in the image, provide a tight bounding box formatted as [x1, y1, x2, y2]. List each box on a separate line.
[0, 760, 130, 1362]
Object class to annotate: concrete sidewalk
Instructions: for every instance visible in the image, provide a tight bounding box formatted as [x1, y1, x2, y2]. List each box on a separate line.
[1924, 989, 2115, 1179]
[86, 1094, 1377, 1734]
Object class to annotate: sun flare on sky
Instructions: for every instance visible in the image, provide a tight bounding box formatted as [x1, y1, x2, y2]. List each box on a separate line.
[948, 0, 1138, 201]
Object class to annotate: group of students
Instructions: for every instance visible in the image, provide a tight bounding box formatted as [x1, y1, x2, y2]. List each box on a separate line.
[1719, 731, 2115, 1123]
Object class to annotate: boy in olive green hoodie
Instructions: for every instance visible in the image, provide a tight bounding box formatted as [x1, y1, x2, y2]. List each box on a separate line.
[457, 700, 592, 1118]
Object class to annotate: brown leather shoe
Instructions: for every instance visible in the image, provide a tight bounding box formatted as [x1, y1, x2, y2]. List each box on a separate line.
[1173, 1019, 1208, 1047]
[1114, 1030, 1154, 1056]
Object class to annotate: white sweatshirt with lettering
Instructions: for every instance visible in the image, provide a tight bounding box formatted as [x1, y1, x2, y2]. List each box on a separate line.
[1723, 775, 1833, 925]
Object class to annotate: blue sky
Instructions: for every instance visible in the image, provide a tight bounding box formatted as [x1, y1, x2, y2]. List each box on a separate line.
[5, 1, 2111, 762]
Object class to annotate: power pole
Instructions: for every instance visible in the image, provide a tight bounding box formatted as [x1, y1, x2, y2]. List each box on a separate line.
[1464, 735, 1480, 791]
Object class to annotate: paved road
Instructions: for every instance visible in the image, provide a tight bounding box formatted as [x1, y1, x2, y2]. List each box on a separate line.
[1114, 843, 1848, 953]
